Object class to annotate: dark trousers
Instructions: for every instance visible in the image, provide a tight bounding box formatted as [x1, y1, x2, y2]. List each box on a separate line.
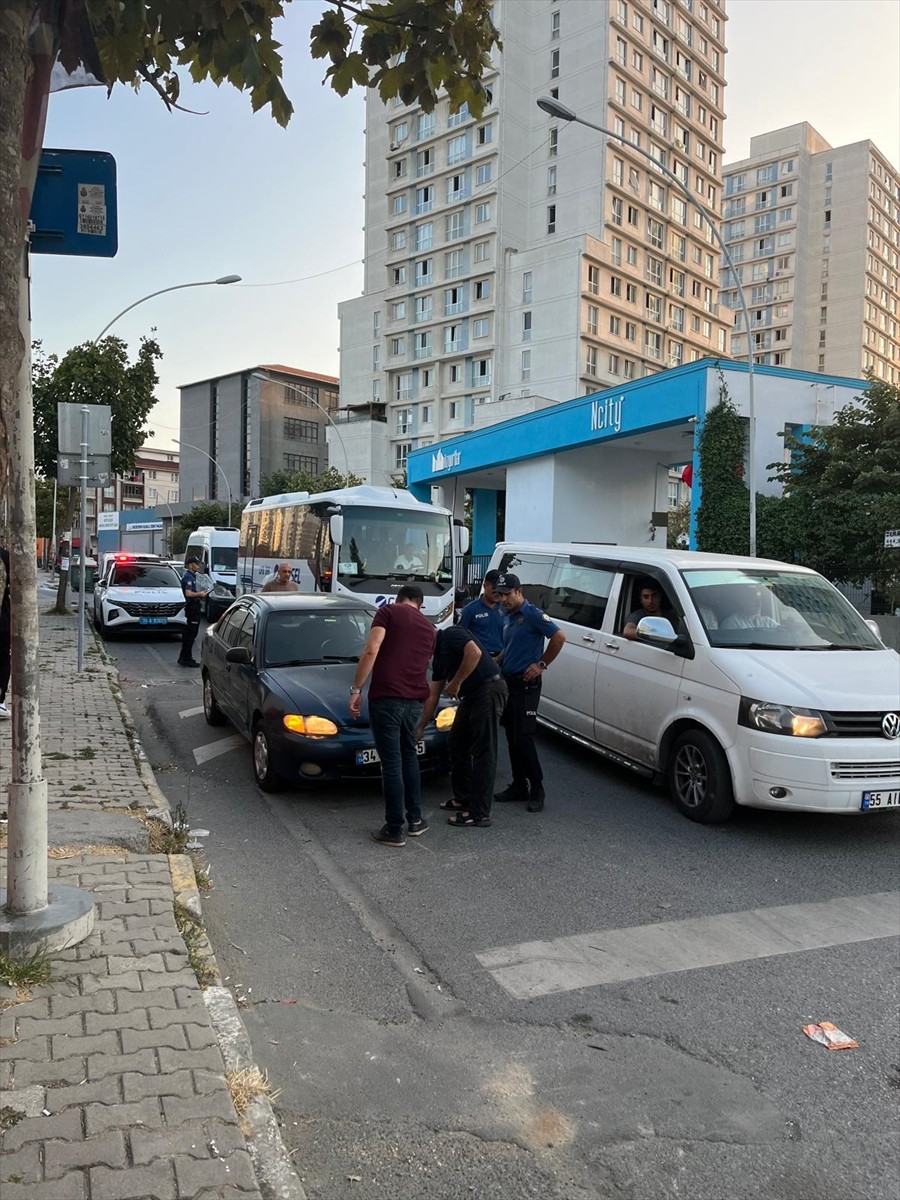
[369, 697, 424, 836]
[179, 616, 201, 662]
[0, 625, 9, 701]
[448, 677, 508, 821]
[501, 676, 543, 794]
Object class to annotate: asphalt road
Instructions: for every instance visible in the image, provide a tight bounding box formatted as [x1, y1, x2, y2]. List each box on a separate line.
[107, 625, 900, 1200]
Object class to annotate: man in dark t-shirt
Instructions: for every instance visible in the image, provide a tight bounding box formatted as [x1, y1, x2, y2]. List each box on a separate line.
[349, 585, 436, 846]
[419, 625, 508, 827]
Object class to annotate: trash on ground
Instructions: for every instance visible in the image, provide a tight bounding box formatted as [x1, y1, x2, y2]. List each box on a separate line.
[191, 828, 210, 837]
[802, 1021, 858, 1050]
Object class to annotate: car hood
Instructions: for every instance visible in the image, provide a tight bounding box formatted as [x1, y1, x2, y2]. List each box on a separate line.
[104, 587, 184, 599]
[710, 647, 900, 709]
[262, 662, 452, 727]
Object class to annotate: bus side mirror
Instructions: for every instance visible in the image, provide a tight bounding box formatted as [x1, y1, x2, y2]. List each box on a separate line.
[330, 514, 344, 547]
[454, 521, 469, 555]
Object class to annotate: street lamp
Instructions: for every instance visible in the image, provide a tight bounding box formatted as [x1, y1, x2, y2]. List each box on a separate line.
[251, 371, 352, 481]
[174, 440, 233, 526]
[536, 97, 757, 555]
[93, 274, 241, 342]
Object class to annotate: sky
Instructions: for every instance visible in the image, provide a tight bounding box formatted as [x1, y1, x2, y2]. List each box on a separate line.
[32, 0, 900, 452]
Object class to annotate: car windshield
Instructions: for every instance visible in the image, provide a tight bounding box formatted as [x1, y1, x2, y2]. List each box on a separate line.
[110, 565, 181, 588]
[682, 568, 884, 650]
[263, 609, 372, 667]
[336, 506, 452, 586]
[211, 548, 238, 573]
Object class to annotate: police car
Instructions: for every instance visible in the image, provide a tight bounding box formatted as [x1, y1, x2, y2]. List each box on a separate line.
[92, 554, 187, 639]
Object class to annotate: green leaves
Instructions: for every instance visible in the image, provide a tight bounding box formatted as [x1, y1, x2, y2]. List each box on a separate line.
[257, 466, 363, 496]
[695, 375, 751, 557]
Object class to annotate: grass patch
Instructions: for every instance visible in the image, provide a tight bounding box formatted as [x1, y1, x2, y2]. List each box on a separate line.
[45, 752, 71, 761]
[75, 747, 96, 760]
[190, 853, 212, 892]
[146, 801, 190, 854]
[173, 901, 217, 988]
[0, 1107, 25, 1134]
[0, 943, 51, 989]
[226, 1066, 276, 1115]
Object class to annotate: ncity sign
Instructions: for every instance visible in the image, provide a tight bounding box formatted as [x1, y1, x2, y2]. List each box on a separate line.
[432, 448, 462, 472]
[589, 394, 625, 435]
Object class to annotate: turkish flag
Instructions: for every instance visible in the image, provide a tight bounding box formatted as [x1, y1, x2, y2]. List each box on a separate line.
[681, 464, 693, 487]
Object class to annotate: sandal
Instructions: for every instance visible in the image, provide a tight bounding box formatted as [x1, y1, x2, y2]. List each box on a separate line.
[447, 812, 492, 827]
[439, 799, 466, 811]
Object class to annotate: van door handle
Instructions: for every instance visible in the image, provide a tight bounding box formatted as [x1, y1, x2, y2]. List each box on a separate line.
[581, 634, 596, 644]
[603, 641, 619, 651]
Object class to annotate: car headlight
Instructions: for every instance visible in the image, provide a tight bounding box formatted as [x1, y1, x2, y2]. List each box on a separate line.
[435, 706, 456, 730]
[739, 697, 828, 738]
[283, 714, 339, 737]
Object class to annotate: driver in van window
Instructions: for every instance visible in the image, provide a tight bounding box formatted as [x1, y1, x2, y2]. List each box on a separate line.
[623, 581, 667, 641]
[719, 587, 779, 630]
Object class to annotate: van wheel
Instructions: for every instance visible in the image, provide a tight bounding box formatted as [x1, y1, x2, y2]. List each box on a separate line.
[252, 721, 285, 792]
[202, 673, 227, 726]
[668, 729, 735, 823]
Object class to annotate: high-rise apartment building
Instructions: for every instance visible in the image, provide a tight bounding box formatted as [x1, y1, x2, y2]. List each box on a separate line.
[721, 124, 900, 383]
[338, 0, 729, 483]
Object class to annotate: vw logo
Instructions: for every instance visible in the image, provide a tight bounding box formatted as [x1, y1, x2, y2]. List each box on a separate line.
[882, 712, 900, 740]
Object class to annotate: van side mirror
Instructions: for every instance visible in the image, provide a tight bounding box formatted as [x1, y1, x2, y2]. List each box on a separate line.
[330, 513, 344, 547]
[636, 616, 679, 646]
[225, 646, 252, 665]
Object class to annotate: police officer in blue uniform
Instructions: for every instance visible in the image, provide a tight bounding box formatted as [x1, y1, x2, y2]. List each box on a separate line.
[493, 573, 566, 813]
[459, 568, 508, 657]
[178, 557, 210, 667]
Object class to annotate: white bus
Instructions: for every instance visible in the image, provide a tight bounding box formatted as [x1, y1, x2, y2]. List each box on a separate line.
[238, 485, 468, 626]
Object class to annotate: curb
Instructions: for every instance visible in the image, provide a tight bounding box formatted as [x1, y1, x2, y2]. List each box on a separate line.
[169, 854, 308, 1200]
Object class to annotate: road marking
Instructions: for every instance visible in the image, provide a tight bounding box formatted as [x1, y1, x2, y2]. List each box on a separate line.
[193, 735, 245, 765]
[179, 706, 205, 719]
[477, 891, 900, 999]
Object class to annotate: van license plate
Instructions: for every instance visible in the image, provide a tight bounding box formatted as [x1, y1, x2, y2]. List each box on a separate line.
[860, 790, 900, 811]
[139, 616, 168, 625]
[356, 741, 425, 766]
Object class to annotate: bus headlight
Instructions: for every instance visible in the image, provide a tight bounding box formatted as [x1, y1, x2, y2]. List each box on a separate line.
[435, 707, 457, 730]
[434, 601, 454, 624]
[739, 698, 827, 738]
[283, 714, 339, 737]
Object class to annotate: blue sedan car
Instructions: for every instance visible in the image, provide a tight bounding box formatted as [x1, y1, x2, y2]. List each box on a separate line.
[200, 593, 454, 790]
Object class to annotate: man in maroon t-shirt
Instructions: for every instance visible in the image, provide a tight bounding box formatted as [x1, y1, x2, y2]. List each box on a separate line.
[349, 585, 436, 846]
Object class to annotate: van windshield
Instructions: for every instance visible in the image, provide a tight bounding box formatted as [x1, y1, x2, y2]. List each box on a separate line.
[211, 548, 238, 573]
[682, 568, 883, 650]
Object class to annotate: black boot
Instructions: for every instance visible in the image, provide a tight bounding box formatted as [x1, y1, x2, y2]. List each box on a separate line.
[494, 783, 528, 803]
[526, 785, 545, 813]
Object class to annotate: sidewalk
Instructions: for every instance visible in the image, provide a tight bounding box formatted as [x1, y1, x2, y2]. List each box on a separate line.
[1, 605, 304, 1200]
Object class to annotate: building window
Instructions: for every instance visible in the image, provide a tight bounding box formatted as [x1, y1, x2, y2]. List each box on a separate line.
[445, 249, 463, 279]
[522, 311, 532, 341]
[474, 278, 490, 300]
[587, 307, 600, 335]
[474, 240, 490, 262]
[610, 275, 622, 297]
[415, 222, 433, 251]
[416, 112, 435, 140]
[391, 230, 407, 252]
[477, 123, 493, 145]
[523, 271, 533, 302]
[475, 201, 491, 223]
[585, 346, 598, 376]
[521, 349, 531, 381]
[284, 454, 318, 472]
[444, 324, 460, 352]
[475, 358, 491, 387]
[549, 128, 558, 157]
[415, 258, 433, 285]
[474, 317, 489, 339]
[390, 336, 405, 356]
[396, 407, 412, 434]
[607, 312, 618, 336]
[547, 204, 557, 233]
[448, 400, 461, 420]
[373, 311, 381, 337]
[391, 194, 407, 216]
[608, 354, 620, 375]
[547, 165, 557, 195]
[414, 295, 432, 322]
[445, 211, 464, 240]
[449, 364, 462, 383]
[392, 265, 407, 286]
[416, 147, 434, 177]
[448, 102, 470, 128]
[415, 185, 434, 214]
[476, 162, 492, 185]
[284, 418, 319, 442]
[421, 403, 432, 423]
[550, 9, 560, 38]
[373, 345, 381, 371]
[395, 441, 411, 469]
[550, 48, 560, 78]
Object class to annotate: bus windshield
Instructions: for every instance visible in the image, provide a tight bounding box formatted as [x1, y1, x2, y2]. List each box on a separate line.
[336, 507, 452, 588]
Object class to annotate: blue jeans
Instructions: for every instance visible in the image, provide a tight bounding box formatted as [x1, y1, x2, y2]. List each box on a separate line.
[369, 697, 424, 836]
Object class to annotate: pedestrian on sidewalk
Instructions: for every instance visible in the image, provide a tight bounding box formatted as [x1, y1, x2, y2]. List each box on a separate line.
[0, 544, 10, 718]
[493, 573, 566, 813]
[349, 586, 436, 847]
[178, 556, 210, 668]
[458, 568, 508, 659]
[261, 562, 300, 592]
[419, 624, 508, 827]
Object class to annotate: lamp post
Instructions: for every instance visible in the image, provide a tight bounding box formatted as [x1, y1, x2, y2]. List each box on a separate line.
[93, 274, 241, 342]
[251, 371, 351, 481]
[536, 97, 757, 555]
[174, 440, 233, 526]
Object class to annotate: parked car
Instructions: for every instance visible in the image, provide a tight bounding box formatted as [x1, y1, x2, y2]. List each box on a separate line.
[200, 593, 455, 790]
[488, 542, 900, 822]
[92, 555, 186, 639]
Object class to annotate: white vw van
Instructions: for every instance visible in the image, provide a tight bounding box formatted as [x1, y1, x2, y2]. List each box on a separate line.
[488, 543, 900, 822]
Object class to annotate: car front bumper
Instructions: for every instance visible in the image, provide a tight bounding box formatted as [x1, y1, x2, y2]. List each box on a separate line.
[266, 725, 450, 784]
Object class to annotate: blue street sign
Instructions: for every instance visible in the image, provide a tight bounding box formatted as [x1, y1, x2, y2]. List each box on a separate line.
[29, 148, 118, 257]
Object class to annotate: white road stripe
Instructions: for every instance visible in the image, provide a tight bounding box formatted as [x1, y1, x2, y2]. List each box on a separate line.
[193, 735, 246, 765]
[477, 891, 900, 999]
[179, 706, 205, 719]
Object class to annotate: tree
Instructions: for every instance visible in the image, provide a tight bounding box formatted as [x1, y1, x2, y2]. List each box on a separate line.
[170, 502, 232, 556]
[0, 0, 498, 927]
[694, 376, 751, 556]
[666, 500, 691, 549]
[766, 377, 900, 590]
[258, 466, 363, 496]
[34, 478, 67, 540]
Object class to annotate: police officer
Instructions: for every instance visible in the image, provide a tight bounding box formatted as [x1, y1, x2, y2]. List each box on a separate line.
[458, 568, 507, 657]
[178, 556, 210, 668]
[493, 573, 565, 813]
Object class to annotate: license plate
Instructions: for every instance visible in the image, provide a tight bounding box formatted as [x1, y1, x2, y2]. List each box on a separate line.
[860, 790, 900, 811]
[356, 741, 425, 766]
[139, 616, 168, 625]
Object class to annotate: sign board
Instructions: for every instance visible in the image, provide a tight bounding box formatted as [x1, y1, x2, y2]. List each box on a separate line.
[97, 512, 119, 531]
[57, 454, 112, 489]
[29, 149, 118, 257]
[57, 402, 112, 456]
[124, 521, 163, 533]
[885, 530, 900, 549]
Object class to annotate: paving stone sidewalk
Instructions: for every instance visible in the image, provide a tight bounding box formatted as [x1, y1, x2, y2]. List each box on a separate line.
[1, 604, 301, 1199]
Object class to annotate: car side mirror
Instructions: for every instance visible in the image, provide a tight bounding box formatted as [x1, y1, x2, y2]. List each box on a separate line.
[225, 646, 252, 665]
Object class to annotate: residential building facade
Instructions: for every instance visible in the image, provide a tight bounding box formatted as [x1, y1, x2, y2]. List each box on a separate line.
[338, 0, 730, 481]
[178, 364, 339, 508]
[721, 124, 900, 383]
